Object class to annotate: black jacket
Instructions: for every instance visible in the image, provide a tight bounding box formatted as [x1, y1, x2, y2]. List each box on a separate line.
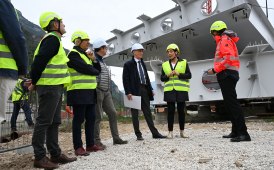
[0, 0, 28, 79]
[66, 46, 101, 105]
[123, 58, 154, 101]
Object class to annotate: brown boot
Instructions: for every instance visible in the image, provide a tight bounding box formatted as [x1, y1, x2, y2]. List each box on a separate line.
[50, 153, 77, 164]
[34, 156, 59, 169]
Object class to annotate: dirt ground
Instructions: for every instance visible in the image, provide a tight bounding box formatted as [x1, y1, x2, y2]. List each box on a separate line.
[0, 119, 273, 170]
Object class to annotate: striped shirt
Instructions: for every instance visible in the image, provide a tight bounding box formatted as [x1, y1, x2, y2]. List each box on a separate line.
[97, 59, 111, 91]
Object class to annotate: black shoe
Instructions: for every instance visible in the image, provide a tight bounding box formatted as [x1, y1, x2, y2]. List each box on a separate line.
[113, 138, 128, 145]
[230, 134, 251, 142]
[137, 136, 144, 141]
[222, 132, 237, 138]
[153, 134, 167, 139]
[10, 131, 19, 140]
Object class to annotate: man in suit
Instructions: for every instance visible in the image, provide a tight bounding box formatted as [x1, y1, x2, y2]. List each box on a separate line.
[122, 43, 166, 140]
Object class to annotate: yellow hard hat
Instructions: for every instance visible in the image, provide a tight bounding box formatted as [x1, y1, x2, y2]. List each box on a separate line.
[39, 12, 62, 30]
[166, 43, 180, 54]
[71, 30, 90, 43]
[210, 20, 227, 33]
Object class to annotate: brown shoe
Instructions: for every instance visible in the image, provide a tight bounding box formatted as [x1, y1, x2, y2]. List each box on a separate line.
[74, 147, 90, 156]
[86, 145, 104, 152]
[50, 153, 77, 164]
[34, 156, 59, 169]
[96, 142, 107, 149]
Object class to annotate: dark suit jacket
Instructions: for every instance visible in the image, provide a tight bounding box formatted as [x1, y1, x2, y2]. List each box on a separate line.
[122, 58, 154, 101]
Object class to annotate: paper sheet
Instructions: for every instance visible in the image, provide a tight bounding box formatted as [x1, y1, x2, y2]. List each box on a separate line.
[123, 95, 141, 110]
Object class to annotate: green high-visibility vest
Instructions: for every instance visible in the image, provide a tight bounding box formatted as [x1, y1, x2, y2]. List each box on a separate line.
[0, 8, 19, 71]
[67, 49, 97, 91]
[33, 32, 70, 85]
[12, 79, 28, 102]
[0, 31, 18, 71]
[162, 60, 190, 92]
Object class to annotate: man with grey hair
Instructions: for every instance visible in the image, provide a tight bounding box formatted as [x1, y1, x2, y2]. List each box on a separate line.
[93, 38, 128, 148]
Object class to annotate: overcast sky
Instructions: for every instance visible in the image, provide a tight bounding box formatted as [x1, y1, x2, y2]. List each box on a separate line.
[11, 0, 274, 90]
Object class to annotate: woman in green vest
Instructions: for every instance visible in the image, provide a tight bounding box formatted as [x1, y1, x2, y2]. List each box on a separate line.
[67, 30, 103, 156]
[161, 44, 192, 139]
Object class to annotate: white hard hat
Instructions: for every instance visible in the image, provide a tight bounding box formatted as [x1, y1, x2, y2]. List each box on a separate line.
[93, 38, 108, 49]
[131, 43, 144, 52]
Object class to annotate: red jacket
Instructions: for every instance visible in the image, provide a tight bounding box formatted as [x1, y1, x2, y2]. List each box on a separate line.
[213, 31, 240, 73]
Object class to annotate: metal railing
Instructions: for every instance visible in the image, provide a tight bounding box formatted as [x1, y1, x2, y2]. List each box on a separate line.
[0, 91, 38, 153]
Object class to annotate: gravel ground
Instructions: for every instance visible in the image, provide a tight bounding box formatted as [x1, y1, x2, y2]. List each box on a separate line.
[0, 120, 274, 170]
[59, 121, 274, 170]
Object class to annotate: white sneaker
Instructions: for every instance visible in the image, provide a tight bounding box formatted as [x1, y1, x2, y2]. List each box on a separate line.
[167, 131, 173, 139]
[180, 130, 189, 138]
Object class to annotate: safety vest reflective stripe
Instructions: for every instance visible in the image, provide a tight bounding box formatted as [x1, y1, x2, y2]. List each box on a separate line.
[164, 83, 190, 88]
[67, 49, 97, 91]
[0, 31, 18, 70]
[34, 32, 70, 85]
[169, 77, 190, 82]
[162, 60, 190, 92]
[214, 56, 238, 62]
[0, 51, 13, 58]
[12, 79, 28, 102]
[72, 79, 97, 84]
[46, 64, 68, 69]
[40, 73, 70, 78]
[214, 36, 239, 72]
[223, 64, 238, 71]
[0, 39, 5, 44]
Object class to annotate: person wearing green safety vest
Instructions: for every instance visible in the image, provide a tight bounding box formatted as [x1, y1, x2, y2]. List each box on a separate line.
[29, 12, 76, 169]
[67, 30, 103, 156]
[10, 78, 34, 132]
[0, 0, 28, 124]
[161, 43, 192, 139]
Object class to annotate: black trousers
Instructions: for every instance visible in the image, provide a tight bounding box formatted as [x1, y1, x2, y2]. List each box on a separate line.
[131, 85, 159, 137]
[32, 85, 63, 161]
[167, 102, 186, 131]
[218, 76, 248, 136]
[72, 104, 96, 150]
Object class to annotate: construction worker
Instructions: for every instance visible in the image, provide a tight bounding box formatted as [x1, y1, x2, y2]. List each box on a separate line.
[123, 43, 166, 140]
[0, 0, 28, 124]
[161, 43, 191, 139]
[207, 20, 251, 142]
[29, 12, 76, 169]
[67, 31, 103, 156]
[10, 78, 34, 132]
[93, 38, 128, 149]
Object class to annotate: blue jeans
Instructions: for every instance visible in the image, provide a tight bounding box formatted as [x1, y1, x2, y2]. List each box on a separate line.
[11, 101, 33, 130]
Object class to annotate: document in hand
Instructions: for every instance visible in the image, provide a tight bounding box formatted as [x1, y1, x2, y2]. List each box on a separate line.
[123, 95, 141, 110]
